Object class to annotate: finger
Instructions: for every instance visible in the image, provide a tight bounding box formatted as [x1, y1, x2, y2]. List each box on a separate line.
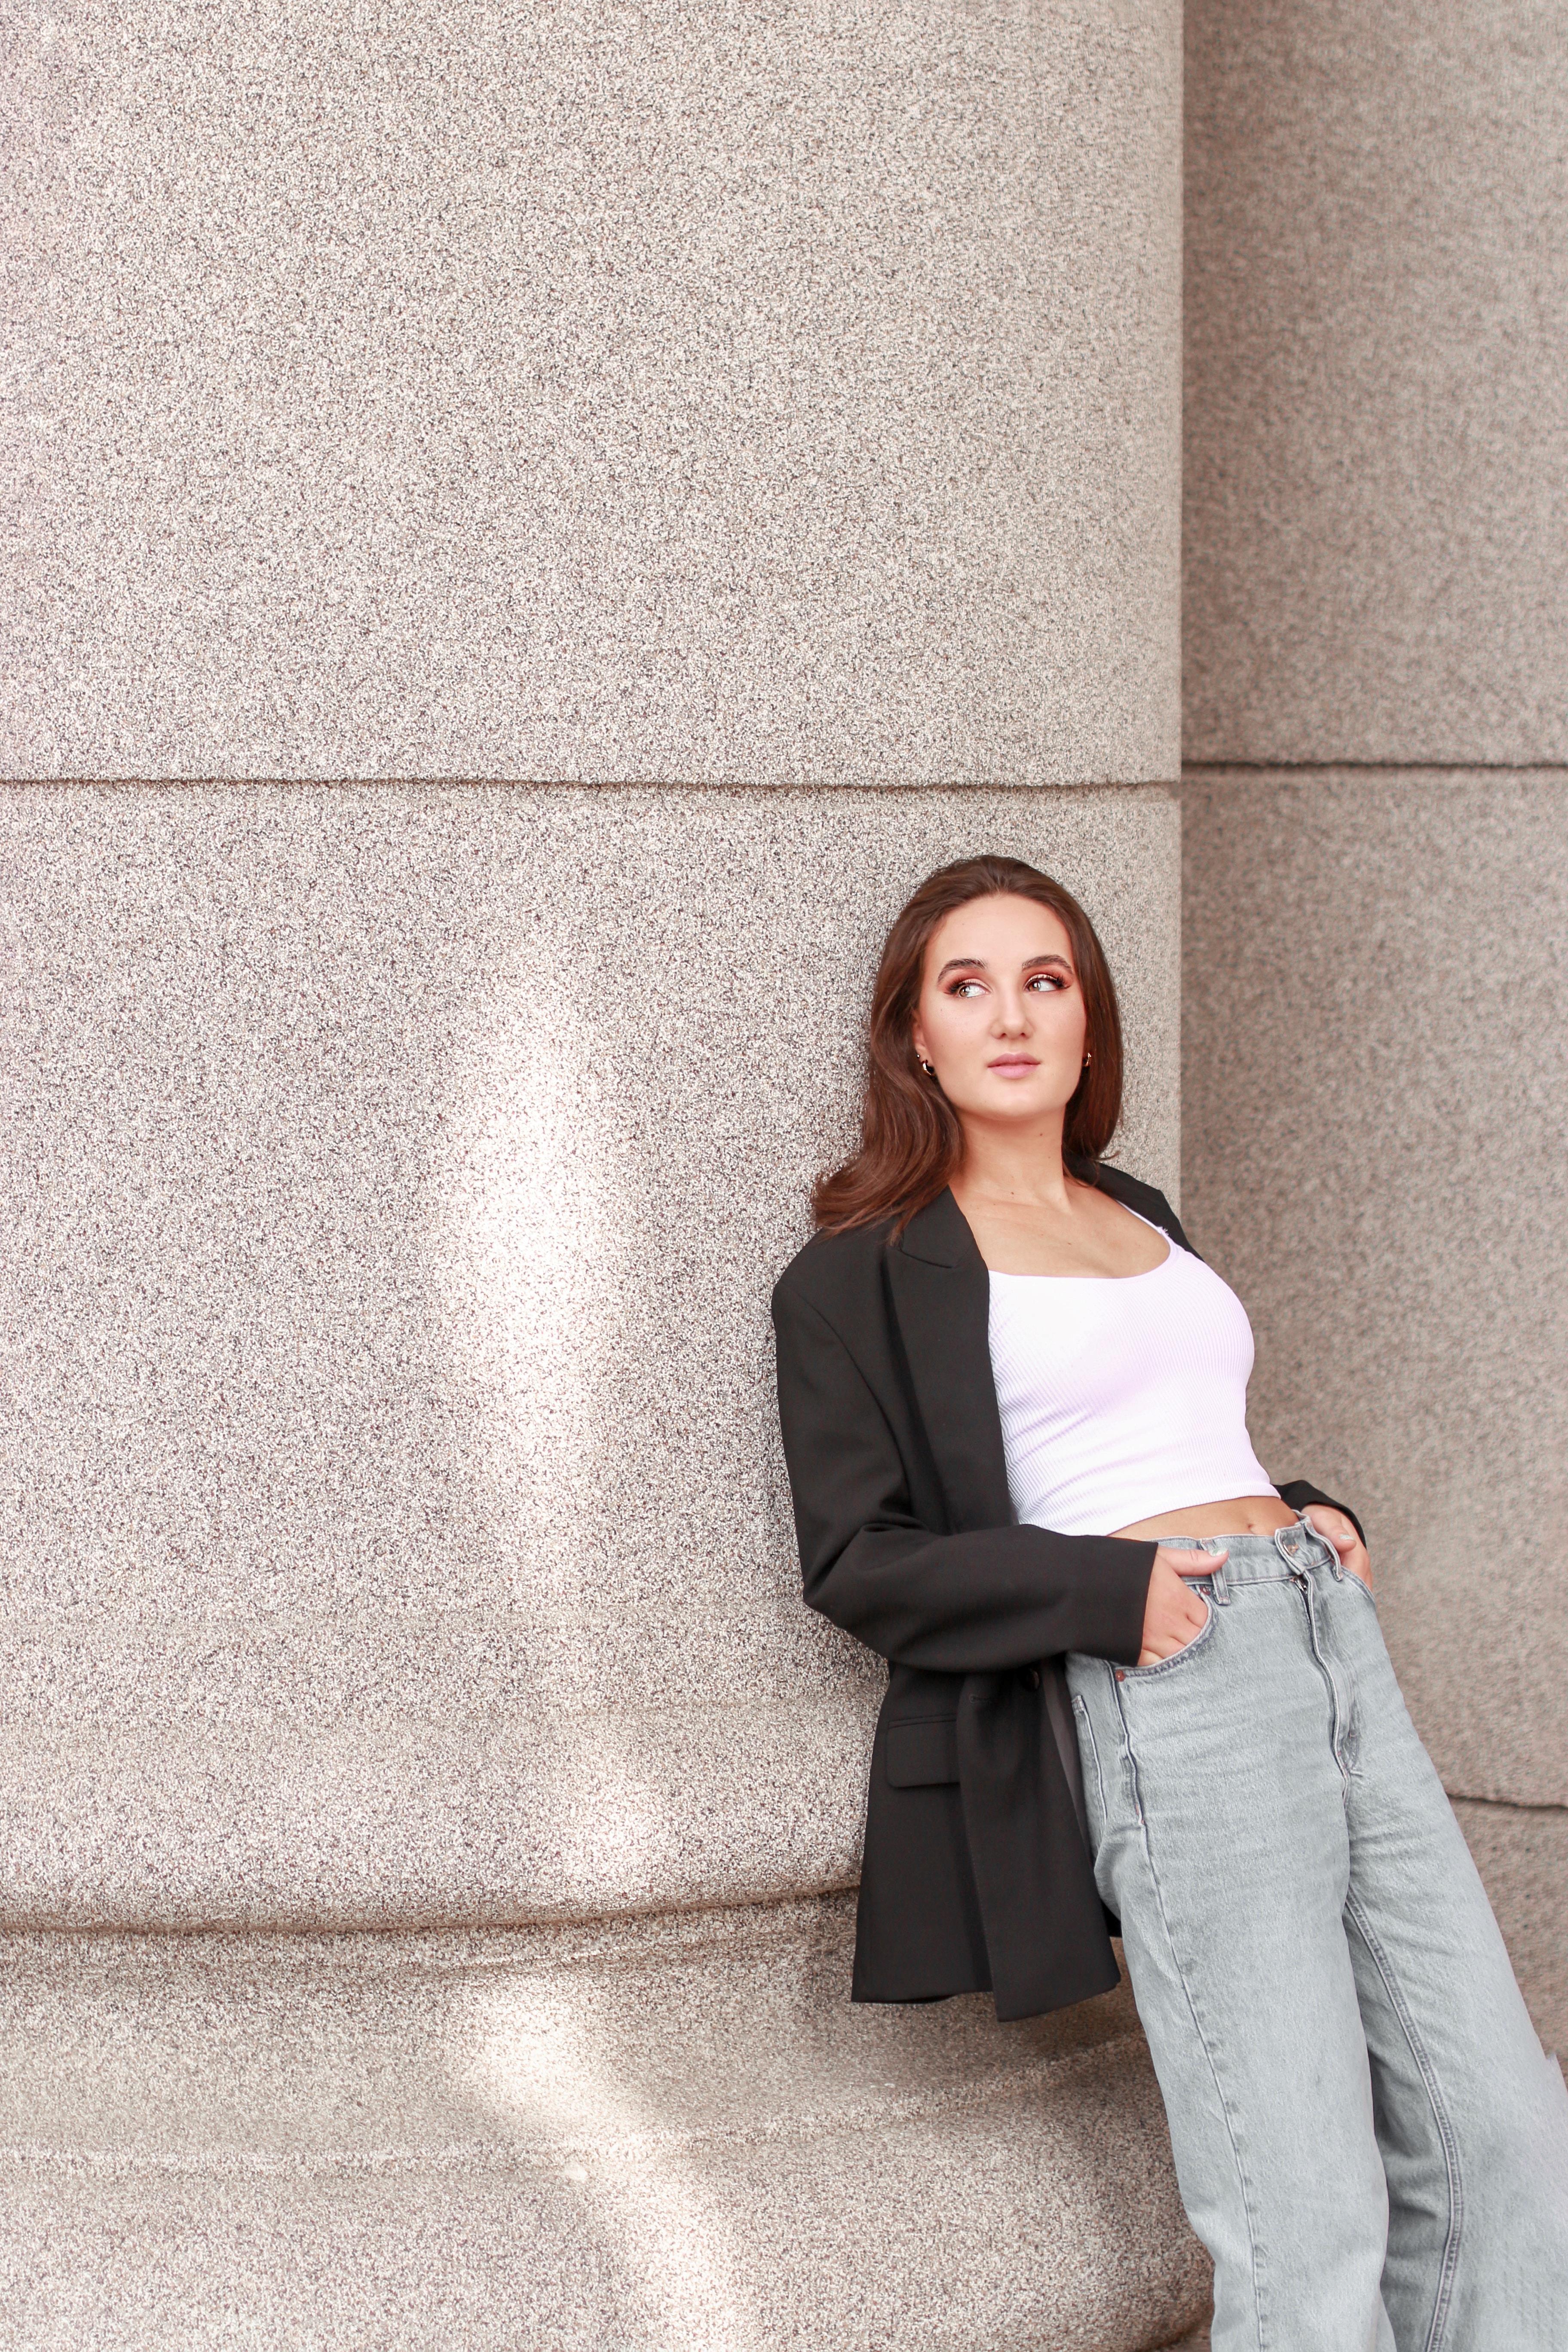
[1306, 1507, 1373, 1589]
[1171, 1548, 1227, 1579]
[1306, 1507, 1372, 1583]
[1164, 1616, 1213, 1656]
[1303, 1505, 1346, 1556]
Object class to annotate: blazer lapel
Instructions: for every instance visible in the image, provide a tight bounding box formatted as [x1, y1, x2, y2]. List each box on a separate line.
[885, 1189, 1014, 1533]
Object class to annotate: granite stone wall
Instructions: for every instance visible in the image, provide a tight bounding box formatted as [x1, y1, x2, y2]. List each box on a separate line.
[8, 0, 1180, 786]
[11, 0, 1557, 2330]
[1185, 0, 1568, 764]
[3, 4, 1201, 2344]
[1184, 0, 1568, 2054]
[1, 780, 1179, 1933]
[0, 1899, 1209, 2350]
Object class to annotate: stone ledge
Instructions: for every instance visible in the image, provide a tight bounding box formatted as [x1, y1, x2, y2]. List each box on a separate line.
[0, 1896, 1209, 2350]
[0, 1699, 877, 1932]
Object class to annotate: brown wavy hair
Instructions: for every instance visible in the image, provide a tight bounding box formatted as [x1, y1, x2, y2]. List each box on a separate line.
[812, 855, 1124, 1234]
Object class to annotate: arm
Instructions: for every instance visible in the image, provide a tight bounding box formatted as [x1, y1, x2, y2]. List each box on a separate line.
[772, 1281, 1155, 1672]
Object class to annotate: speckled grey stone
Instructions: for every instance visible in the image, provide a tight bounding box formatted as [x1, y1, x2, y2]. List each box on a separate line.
[6, 3, 1180, 785]
[1182, 769, 1568, 1810]
[0, 781, 1179, 1927]
[0, 1896, 1211, 2350]
[1454, 1801, 1568, 2058]
[1185, 0, 1568, 761]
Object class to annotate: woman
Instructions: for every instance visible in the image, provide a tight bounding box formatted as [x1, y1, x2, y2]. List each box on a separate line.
[771, 854, 1568, 2351]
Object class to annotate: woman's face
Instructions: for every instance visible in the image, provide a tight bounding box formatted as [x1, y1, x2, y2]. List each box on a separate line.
[911, 893, 1089, 1130]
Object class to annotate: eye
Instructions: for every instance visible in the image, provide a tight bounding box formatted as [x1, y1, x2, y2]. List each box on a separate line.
[1026, 970, 1069, 992]
[947, 978, 987, 998]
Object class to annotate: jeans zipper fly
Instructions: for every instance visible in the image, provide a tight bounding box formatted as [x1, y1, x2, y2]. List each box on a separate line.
[1293, 1567, 1351, 1786]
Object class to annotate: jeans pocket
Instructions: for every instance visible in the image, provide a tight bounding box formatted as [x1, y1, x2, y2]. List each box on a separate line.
[1339, 1565, 1381, 1617]
[1120, 1586, 1217, 1681]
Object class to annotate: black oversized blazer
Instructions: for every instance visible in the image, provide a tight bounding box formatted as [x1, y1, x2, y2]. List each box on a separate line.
[770, 1164, 1358, 2023]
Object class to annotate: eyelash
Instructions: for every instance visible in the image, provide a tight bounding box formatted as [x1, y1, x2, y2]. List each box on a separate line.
[946, 972, 1068, 998]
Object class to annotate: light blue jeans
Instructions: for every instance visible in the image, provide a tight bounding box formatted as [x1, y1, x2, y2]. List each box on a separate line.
[1067, 1518, 1568, 2352]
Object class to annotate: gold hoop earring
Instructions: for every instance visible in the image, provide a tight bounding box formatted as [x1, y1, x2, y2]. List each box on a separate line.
[1082, 1051, 1092, 1067]
[919, 1059, 937, 1078]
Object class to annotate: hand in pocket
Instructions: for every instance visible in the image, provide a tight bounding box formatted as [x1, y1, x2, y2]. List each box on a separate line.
[1137, 1546, 1225, 1667]
[1303, 1504, 1372, 1590]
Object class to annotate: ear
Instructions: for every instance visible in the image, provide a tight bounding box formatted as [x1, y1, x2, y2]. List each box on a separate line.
[910, 1015, 929, 1064]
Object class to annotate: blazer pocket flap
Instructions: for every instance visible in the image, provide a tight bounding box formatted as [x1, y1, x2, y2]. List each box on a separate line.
[885, 1717, 959, 1788]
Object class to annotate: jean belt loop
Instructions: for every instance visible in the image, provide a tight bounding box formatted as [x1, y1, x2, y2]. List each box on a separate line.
[1274, 1514, 1335, 1580]
[1208, 1553, 1231, 1607]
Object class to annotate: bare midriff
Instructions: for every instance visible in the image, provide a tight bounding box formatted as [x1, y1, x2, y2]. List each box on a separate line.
[1111, 1494, 1301, 1542]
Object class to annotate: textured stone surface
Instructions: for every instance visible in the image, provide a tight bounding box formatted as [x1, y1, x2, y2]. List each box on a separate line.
[1182, 769, 1568, 1808]
[6, 2, 1180, 784]
[0, 1895, 1211, 2351]
[0, 780, 1179, 1927]
[1185, 0, 1568, 761]
[1455, 1801, 1568, 2061]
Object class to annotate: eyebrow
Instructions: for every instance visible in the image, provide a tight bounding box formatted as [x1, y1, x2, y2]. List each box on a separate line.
[935, 952, 1075, 980]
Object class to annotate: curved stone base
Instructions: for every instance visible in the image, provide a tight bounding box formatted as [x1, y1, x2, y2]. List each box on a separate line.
[0, 1896, 1209, 2350]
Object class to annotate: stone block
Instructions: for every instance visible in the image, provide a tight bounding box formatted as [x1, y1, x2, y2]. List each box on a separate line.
[1455, 1800, 1568, 2061]
[1185, 0, 1568, 761]
[0, 780, 1179, 1926]
[7, 3, 1180, 784]
[1182, 769, 1568, 1807]
[0, 1895, 1211, 2350]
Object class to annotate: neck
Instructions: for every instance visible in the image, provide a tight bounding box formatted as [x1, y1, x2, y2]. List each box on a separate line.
[951, 1114, 1076, 1212]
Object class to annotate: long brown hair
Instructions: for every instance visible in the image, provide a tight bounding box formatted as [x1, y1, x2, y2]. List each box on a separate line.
[812, 855, 1124, 1234]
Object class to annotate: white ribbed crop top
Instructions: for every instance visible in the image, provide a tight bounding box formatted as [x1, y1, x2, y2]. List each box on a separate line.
[988, 1215, 1278, 1537]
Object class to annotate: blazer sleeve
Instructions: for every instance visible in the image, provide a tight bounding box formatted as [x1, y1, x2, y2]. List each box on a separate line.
[771, 1281, 1154, 1673]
